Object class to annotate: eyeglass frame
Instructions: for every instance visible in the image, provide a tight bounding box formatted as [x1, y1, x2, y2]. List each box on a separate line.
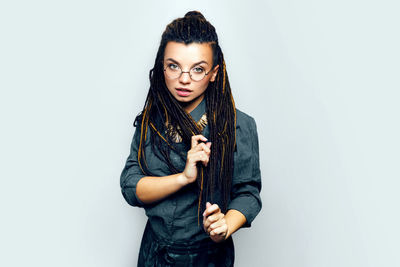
[163, 64, 214, 82]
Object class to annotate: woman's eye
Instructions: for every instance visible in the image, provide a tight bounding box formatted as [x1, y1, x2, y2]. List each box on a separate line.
[192, 67, 204, 73]
[168, 63, 179, 70]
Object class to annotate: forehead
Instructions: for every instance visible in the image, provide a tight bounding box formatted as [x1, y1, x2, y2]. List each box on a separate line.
[164, 41, 213, 64]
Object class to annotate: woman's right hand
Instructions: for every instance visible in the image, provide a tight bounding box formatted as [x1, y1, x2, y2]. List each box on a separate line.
[181, 135, 212, 184]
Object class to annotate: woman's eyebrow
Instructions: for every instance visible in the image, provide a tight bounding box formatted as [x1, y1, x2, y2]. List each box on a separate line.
[165, 58, 209, 66]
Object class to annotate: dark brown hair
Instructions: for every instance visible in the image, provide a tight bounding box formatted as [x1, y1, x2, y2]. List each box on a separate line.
[135, 11, 236, 225]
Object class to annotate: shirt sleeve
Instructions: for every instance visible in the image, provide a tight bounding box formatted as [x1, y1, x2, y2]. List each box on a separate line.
[120, 126, 147, 207]
[227, 116, 262, 228]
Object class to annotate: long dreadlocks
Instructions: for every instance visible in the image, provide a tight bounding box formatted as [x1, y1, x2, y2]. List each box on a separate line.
[134, 11, 237, 225]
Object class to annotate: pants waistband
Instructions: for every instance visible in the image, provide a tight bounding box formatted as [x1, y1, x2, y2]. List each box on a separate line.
[146, 221, 226, 254]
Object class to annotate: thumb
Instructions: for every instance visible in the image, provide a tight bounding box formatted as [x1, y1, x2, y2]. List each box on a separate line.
[206, 202, 212, 208]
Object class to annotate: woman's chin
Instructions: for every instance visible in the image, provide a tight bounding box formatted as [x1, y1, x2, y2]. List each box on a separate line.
[175, 95, 204, 113]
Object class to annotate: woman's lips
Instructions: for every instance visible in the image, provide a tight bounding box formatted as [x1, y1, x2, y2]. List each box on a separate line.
[176, 88, 192, 97]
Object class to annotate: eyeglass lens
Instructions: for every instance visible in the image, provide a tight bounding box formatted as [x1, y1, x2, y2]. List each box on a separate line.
[164, 64, 207, 81]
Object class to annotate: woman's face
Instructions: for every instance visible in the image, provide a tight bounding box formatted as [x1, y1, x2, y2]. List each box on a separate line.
[163, 41, 219, 113]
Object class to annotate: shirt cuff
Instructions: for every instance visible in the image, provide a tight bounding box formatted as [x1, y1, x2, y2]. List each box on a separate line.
[121, 173, 146, 207]
[227, 193, 262, 228]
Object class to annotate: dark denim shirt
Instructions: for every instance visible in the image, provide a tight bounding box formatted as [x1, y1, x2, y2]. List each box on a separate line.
[120, 98, 262, 243]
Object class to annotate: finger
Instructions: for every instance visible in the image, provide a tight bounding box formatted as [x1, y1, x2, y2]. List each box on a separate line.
[191, 135, 208, 149]
[190, 142, 211, 154]
[209, 225, 228, 236]
[202, 202, 211, 229]
[205, 213, 224, 227]
[199, 142, 211, 154]
[204, 213, 222, 230]
[203, 203, 220, 218]
[210, 224, 228, 236]
[203, 203, 218, 217]
[204, 213, 223, 230]
[203, 218, 211, 230]
[191, 151, 209, 166]
[209, 218, 226, 231]
[188, 150, 208, 162]
[202, 202, 213, 231]
[203, 203, 211, 218]
[190, 142, 206, 153]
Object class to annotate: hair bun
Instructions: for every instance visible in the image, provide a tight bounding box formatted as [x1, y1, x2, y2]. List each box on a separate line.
[184, 11, 206, 20]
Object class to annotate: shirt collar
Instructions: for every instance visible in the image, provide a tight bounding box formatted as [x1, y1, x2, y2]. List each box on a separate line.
[189, 97, 206, 122]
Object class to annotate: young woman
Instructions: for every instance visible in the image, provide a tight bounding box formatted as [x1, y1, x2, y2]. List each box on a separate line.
[120, 11, 262, 266]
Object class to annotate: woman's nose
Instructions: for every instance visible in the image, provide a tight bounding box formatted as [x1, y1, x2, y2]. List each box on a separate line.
[179, 71, 191, 84]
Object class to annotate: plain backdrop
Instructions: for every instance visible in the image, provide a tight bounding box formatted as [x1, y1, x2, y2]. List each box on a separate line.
[1, 1, 399, 266]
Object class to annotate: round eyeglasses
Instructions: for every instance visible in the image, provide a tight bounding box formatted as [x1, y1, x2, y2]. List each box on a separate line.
[163, 63, 212, 82]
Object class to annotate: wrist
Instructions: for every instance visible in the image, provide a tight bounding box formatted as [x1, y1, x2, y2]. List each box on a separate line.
[176, 173, 189, 187]
[224, 209, 247, 239]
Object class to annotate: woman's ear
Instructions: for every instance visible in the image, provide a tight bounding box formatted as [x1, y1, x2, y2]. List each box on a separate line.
[210, 64, 219, 82]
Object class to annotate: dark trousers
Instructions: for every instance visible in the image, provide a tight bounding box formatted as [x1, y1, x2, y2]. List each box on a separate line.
[137, 221, 235, 266]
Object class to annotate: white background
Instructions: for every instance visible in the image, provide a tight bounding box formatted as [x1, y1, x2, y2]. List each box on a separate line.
[1, 1, 399, 266]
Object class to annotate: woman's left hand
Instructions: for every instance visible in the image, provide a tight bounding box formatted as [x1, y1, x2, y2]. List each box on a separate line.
[203, 202, 229, 243]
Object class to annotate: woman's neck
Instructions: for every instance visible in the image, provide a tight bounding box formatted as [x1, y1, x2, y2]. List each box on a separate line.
[181, 95, 205, 114]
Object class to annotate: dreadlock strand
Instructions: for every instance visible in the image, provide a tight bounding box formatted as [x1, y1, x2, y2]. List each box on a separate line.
[197, 168, 204, 226]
